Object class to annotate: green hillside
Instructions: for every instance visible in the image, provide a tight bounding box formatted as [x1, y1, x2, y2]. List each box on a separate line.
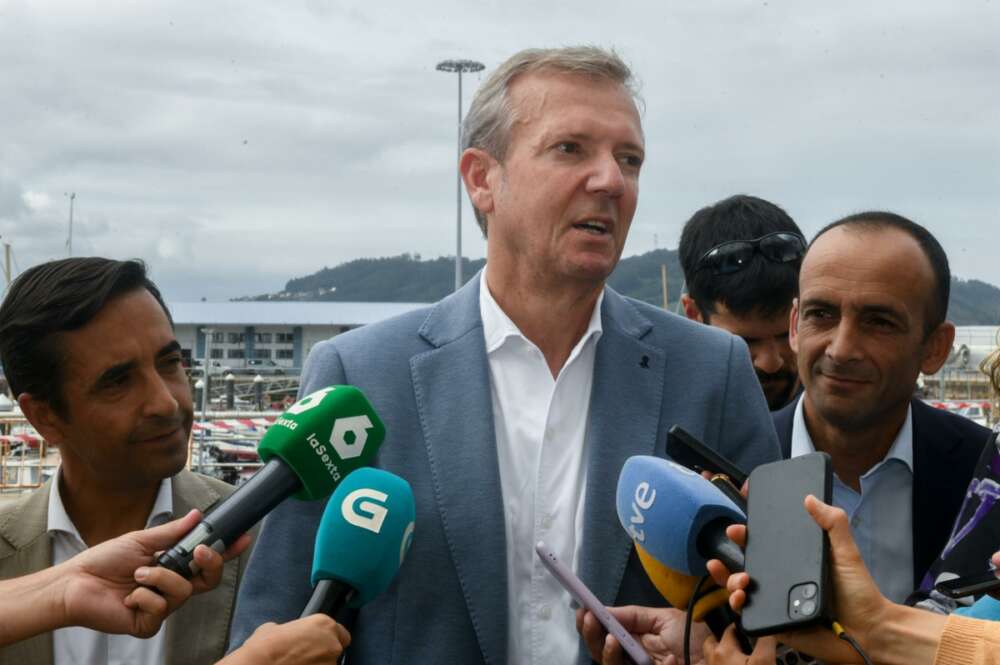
[243, 251, 1000, 325]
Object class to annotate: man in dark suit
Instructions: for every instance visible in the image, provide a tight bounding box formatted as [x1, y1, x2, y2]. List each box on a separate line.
[773, 211, 988, 602]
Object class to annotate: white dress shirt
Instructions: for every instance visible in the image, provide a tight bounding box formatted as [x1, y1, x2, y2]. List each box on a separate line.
[49, 468, 174, 665]
[790, 398, 915, 603]
[479, 271, 604, 665]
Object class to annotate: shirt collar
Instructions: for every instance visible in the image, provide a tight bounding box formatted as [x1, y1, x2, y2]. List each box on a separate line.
[791, 397, 914, 474]
[478, 268, 604, 355]
[47, 467, 175, 540]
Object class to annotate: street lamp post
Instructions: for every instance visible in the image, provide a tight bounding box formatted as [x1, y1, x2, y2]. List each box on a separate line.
[436, 59, 484, 292]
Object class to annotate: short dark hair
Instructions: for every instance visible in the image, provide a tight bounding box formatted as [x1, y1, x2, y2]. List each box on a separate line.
[678, 194, 803, 321]
[0, 257, 171, 417]
[811, 211, 950, 336]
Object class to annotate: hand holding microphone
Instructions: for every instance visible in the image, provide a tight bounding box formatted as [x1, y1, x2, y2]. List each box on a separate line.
[157, 386, 385, 578]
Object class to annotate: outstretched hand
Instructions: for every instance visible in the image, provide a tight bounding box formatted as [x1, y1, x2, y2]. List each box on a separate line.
[576, 605, 708, 665]
[60, 509, 252, 637]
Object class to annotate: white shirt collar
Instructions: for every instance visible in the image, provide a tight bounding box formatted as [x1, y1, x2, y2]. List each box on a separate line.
[47, 467, 174, 540]
[791, 397, 914, 474]
[479, 269, 604, 356]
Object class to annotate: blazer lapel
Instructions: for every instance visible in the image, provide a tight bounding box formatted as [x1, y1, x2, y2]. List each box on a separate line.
[411, 275, 508, 665]
[0, 482, 56, 665]
[578, 291, 663, 610]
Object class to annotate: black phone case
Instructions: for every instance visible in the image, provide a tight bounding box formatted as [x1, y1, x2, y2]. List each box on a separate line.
[666, 425, 749, 487]
[934, 570, 1000, 599]
[741, 452, 833, 636]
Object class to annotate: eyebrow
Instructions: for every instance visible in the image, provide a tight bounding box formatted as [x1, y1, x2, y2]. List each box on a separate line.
[90, 340, 182, 393]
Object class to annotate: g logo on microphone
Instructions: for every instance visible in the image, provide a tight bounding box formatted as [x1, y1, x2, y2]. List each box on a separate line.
[342, 488, 389, 534]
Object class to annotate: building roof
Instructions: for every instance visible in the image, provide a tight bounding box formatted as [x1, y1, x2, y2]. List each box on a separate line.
[168, 301, 430, 327]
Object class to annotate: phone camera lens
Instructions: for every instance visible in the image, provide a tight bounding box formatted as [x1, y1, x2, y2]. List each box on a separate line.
[801, 600, 816, 616]
[801, 583, 817, 599]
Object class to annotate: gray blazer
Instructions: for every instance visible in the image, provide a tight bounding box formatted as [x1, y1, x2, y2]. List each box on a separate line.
[230, 276, 780, 664]
[0, 469, 251, 665]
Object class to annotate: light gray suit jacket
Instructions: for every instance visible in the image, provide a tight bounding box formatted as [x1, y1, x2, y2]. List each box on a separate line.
[0, 469, 250, 665]
[230, 276, 780, 664]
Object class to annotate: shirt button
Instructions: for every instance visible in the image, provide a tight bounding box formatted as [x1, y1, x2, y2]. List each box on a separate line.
[539, 606, 552, 620]
[541, 514, 554, 530]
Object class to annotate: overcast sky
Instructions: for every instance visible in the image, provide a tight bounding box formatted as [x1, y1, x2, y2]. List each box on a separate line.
[2, 0, 997, 301]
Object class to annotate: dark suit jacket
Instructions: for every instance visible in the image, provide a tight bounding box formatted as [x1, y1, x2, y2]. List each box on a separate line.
[772, 396, 989, 588]
[0, 470, 252, 665]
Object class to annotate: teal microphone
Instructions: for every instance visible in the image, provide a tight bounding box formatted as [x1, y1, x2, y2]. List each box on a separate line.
[300, 467, 416, 617]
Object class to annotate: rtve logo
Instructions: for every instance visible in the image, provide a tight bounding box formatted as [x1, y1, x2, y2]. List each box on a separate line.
[290, 387, 375, 460]
[342, 488, 389, 534]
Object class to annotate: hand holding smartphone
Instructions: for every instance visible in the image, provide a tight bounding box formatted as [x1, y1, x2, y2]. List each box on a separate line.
[535, 541, 652, 665]
[741, 453, 833, 637]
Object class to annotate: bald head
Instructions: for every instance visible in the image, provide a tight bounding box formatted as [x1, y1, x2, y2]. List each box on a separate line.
[808, 211, 950, 336]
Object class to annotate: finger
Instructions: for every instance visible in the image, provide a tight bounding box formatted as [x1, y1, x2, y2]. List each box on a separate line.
[706, 558, 731, 588]
[333, 620, 352, 649]
[601, 633, 626, 665]
[222, 532, 253, 562]
[803, 495, 862, 563]
[728, 588, 746, 613]
[131, 566, 194, 612]
[726, 571, 750, 594]
[190, 544, 225, 594]
[123, 587, 170, 638]
[740, 479, 749, 499]
[724, 524, 746, 549]
[992, 551, 1000, 573]
[132, 510, 203, 553]
[605, 605, 669, 635]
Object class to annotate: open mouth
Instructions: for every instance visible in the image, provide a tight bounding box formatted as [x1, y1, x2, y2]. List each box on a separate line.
[573, 220, 611, 236]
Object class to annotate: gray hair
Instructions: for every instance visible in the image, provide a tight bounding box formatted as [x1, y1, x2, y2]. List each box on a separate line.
[462, 46, 642, 235]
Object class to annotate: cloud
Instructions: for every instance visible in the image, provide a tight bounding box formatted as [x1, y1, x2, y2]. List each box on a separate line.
[0, 0, 997, 300]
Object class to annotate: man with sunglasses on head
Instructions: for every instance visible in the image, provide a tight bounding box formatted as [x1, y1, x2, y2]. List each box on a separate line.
[679, 194, 805, 411]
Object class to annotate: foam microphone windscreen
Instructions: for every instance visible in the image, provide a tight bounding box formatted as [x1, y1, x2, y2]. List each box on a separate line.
[616, 455, 745, 575]
[635, 543, 730, 620]
[310, 467, 416, 608]
[259, 385, 386, 500]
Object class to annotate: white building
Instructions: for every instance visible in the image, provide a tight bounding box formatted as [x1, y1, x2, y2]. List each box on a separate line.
[169, 301, 429, 370]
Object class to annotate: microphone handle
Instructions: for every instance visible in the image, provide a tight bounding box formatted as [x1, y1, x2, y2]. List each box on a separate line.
[697, 519, 745, 573]
[300, 579, 357, 618]
[157, 458, 302, 577]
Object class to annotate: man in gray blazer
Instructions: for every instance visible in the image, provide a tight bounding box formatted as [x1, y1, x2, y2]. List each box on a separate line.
[0, 258, 253, 665]
[230, 46, 780, 665]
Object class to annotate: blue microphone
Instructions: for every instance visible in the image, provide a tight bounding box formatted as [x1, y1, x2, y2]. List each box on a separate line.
[300, 467, 416, 617]
[616, 455, 746, 575]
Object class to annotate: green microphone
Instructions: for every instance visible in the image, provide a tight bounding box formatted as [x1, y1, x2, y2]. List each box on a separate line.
[157, 385, 385, 578]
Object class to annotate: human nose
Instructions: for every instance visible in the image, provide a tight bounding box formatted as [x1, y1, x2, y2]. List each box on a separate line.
[143, 371, 180, 418]
[753, 339, 784, 375]
[825, 321, 864, 364]
[586, 152, 626, 197]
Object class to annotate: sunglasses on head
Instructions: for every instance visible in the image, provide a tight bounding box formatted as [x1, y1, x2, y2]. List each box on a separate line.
[695, 232, 806, 276]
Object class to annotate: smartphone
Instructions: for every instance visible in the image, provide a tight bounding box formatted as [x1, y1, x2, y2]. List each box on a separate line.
[741, 452, 833, 637]
[535, 541, 652, 665]
[666, 425, 749, 488]
[935, 568, 1000, 599]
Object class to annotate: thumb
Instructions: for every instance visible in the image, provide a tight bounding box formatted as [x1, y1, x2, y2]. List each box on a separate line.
[803, 495, 861, 562]
[131, 509, 202, 553]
